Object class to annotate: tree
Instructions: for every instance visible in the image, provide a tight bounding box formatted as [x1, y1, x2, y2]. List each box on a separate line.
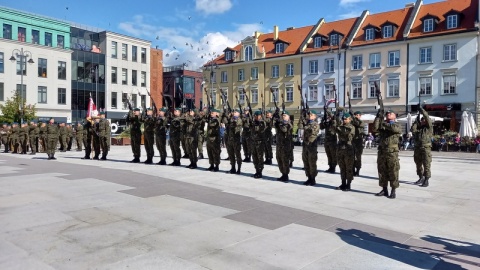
[0, 90, 36, 123]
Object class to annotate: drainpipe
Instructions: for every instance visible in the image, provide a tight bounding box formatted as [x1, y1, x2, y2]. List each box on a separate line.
[406, 42, 410, 114]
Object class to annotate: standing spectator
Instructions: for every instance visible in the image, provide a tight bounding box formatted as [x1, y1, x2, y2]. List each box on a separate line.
[365, 133, 374, 149]
[474, 136, 480, 153]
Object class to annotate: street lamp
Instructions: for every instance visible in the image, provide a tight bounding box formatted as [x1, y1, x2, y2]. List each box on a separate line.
[203, 60, 218, 108]
[10, 48, 34, 124]
[328, 37, 343, 105]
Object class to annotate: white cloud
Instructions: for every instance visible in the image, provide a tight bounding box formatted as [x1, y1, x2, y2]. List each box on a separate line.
[195, 0, 233, 15]
[338, 10, 361, 20]
[339, 0, 369, 7]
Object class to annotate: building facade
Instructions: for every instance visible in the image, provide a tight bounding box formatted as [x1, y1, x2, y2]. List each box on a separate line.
[150, 47, 164, 109]
[163, 65, 202, 111]
[0, 7, 72, 122]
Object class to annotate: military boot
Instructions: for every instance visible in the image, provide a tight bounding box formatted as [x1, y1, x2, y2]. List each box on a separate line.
[50, 155, 57, 160]
[236, 164, 241, 174]
[336, 179, 347, 191]
[253, 169, 261, 179]
[158, 158, 166, 165]
[100, 154, 107, 160]
[243, 156, 251, 162]
[186, 163, 193, 169]
[175, 159, 181, 166]
[415, 176, 424, 185]
[227, 164, 236, 174]
[289, 161, 293, 168]
[421, 177, 429, 187]
[182, 154, 189, 159]
[213, 164, 219, 172]
[189, 162, 198, 169]
[354, 168, 360, 176]
[375, 187, 389, 197]
[198, 153, 204, 159]
[308, 177, 316, 186]
[92, 155, 99, 160]
[207, 164, 214, 171]
[388, 188, 396, 199]
[303, 177, 311, 186]
[345, 180, 352, 191]
[264, 159, 272, 165]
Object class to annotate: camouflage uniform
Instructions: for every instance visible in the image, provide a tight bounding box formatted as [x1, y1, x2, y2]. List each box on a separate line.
[299, 116, 320, 185]
[184, 113, 199, 168]
[39, 124, 46, 153]
[11, 124, 20, 153]
[180, 113, 188, 158]
[223, 112, 242, 174]
[250, 112, 266, 178]
[126, 110, 142, 162]
[373, 111, 402, 198]
[335, 115, 355, 191]
[0, 125, 8, 152]
[264, 116, 274, 164]
[197, 114, 207, 159]
[92, 120, 101, 159]
[98, 116, 111, 160]
[411, 107, 433, 187]
[241, 113, 252, 162]
[66, 125, 73, 151]
[320, 117, 338, 173]
[75, 124, 84, 151]
[28, 124, 38, 154]
[275, 114, 293, 181]
[352, 115, 364, 175]
[58, 124, 67, 152]
[169, 114, 183, 165]
[46, 121, 59, 159]
[142, 112, 156, 164]
[19, 124, 28, 154]
[206, 114, 221, 171]
[82, 120, 94, 159]
[155, 113, 168, 164]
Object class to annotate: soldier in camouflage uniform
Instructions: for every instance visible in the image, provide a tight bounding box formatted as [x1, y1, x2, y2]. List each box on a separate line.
[58, 122, 67, 152]
[320, 112, 337, 173]
[298, 111, 320, 186]
[46, 118, 59, 160]
[411, 106, 433, 187]
[28, 121, 38, 155]
[66, 124, 74, 151]
[197, 109, 207, 159]
[263, 111, 274, 165]
[241, 108, 252, 162]
[75, 122, 84, 151]
[10, 123, 20, 154]
[184, 109, 199, 169]
[373, 110, 402, 199]
[222, 109, 242, 174]
[335, 113, 355, 191]
[92, 118, 101, 160]
[352, 111, 365, 176]
[39, 122, 47, 153]
[168, 108, 183, 166]
[206, 109, 221, 171]
[19, 122, 28, 154]
[142, 108, 156, 164]
[155, 108, 168, 165]
[250, 110, 267, 178]
[82, 118, 94, 160]
[181, 111, 189, 159]
[0, 123, 9, 152]
[98, 112, 111, 160]
[126, 108, 142, 163]
[274, 110, 293, 182]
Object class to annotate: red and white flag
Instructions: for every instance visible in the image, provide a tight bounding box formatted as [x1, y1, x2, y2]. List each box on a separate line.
[87, 93, 98, 118]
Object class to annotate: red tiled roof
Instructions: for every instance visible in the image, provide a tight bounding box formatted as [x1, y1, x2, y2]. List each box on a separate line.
[304, 17, 358, 53]
[351, 7, 413, 47]
[409, 0, 478, 38]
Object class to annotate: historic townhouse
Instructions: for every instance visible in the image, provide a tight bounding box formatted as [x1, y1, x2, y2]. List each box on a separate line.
[0, 7, 72, 122]
[203, 25, 313, 121]
[406, 0, 478, 131]
[344, 6, 414, 118]
[300, 17, 358, 111]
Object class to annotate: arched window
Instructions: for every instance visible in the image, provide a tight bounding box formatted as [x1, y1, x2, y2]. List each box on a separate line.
[244, 45, 253, 61]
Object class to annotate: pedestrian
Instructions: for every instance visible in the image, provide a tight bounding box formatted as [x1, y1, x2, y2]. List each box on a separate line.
[365, 133, 374, 149]
[184, 108, 199, 169]
[98, 112, 111, 160]
[75, 122, 83, 151]
[10, 122, 20, 154]
[58, 122, 67, 152]
[19, 122, 28, 154]
[299, 110, 320, 186]
[0, 123, 9, 152]
[28, 120, 38, 155]
[197, 109, 207, 159]
[38, 122, 47, 153]
[249, 110, 266, 178]
[82, 117, 94, 160]
[411, 106, 433, 187]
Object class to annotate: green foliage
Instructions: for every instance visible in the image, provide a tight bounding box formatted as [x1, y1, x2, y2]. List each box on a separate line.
[117, 127, 131, 138]
[0, 90, 36, 123]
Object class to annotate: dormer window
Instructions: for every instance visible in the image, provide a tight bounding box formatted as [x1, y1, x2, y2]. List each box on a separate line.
[383, 25, 393, 38]
[275, 43, 285, 53]
[330, 34, 338, 46]
[446, 15, 458, 29]
[423, 18, 434, 32]
[244, 45, 253, 61]
[314, 36, 322, 48]
[225, 51, 232, 61]
[365, 28, 375, 41]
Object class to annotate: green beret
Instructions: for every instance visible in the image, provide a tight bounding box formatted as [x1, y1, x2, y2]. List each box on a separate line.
[133, 108, 141, 112]
[385, 110, 395, 114]
[99, 111, 106, 115]
[254, 111, 262, 116]
[159, 108, 167, 112]
[309, 110, 317, 115]
[343, 112, 352, 118]
[266, 110, 272, 113]
[354, 111, 362, 115]
[282, 110, 289, 115]
[175, 107, 182, 111]
[211, 108, 220, 113]
[146, 107, 153, 111]
[233, 109, 240, 113]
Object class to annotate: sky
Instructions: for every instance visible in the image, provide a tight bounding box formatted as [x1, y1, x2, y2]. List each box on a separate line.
[1, 0, 439, 69]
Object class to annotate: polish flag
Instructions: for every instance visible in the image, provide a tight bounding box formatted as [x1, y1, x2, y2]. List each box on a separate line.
[87, 94, 98, 118]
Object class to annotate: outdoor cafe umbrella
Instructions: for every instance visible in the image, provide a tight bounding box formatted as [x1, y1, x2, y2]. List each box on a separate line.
[397, 115, 444, 123]
[406, 113, 412, 132]
[468, 111, 478, 138]
[459, 111, 472, 137]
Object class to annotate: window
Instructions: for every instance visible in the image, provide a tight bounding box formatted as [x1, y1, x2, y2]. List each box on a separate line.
[325, 58, 334, 73]
[443, 75, 456, 94]
[58, 61, 66, 80]
[308, 85, 318, 101]
[111, 41, 118, 58]
[0, 53, 3, 73]
[0, 83, 4, 101]
[122, 68, 128, 85]
[32, 30, 39, 44]
[251, 67, 258, 79]
[365, 28, 374, 41]
[275, 43, 284, 53]
[132, 70, 137, 86]
[17, 59, 26, 75]
[270, 87, 279, 102]
[351, 81, 362, 99]
[16, 84, 26, 100]
[122, 44, 128, 60]
[38, 58, 47, 78]
[314, 37, 322, 48]
[111, 67, 117, 84]
[211, 90, 217, 106]
[368, 81, 379, 98]
[244, 46, 253, 61]
[388, 51, 400, 67]
[238, 69, 244, 81]
[132, 46, 138, 62]
[286, 63, 294, 76]
[238, 89, 245, 104]
[424, 18, 434, 32]
[383, 25, 393, 38]
[38, 86, 47, 103]
[141, 71, 146, 87]
[369, 53, 381, 69]
[271, 65, 279, 78]
[447, 15, 458, 29]
[141, 48, 147, 63]
[285, 86, 293, 102]
[18, 27, 26, 42]
[324, 84, 335, 100]
[58, 88, 66, 104]
[3, 24, 12, 39]
[352, 55, 362, 70]
[211, 71, 216, 83]
[45, 32, 52, 47]
[132, 94, 137, 108]
[251, 88, 258, 103]
[387, 79, 399, 97]
[419, 77, 432, 95]
[57, 35, 64, 48]
[122, 93, 128, 110]
[330, 34, 338, 46]
[111, 92, 117, 109]
[141, 95, 146, 109]
[225, 51, 232, 61]
[309, 60, 318, 74]
[221, 71, 228, 82]
[419, 47, 432, 63]
[443, 44, 456, 61]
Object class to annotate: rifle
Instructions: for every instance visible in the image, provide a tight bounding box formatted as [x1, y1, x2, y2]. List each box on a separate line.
[243, 89, 253, 121]
[235, 93, 242, 112]
[126, 92, 134, 111]
[178, 85, 185, 113]
[270, 87, 279, 112]
[281, 93, 285, 112]
[375, 81, 384, 114]
[220, 89, 232, 113]
[322, 94, 328, 123]
[333, 85, 339, 116]
[145, 89, 157, 115]
[204, 88, 212, 114]
[416, 90, 422, 122]
[261, 93, 265, 114]
[298, 84, 307, 120]
[347, 90, 352, 113]
[304, 93, 310, 118]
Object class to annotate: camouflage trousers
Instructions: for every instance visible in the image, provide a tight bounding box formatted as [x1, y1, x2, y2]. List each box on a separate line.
[46, 137, 58, 156]
[19, 136, 27, 153]
[93, 135, 100, 157]
[185, 136, 198, 164]
[226, 137, 242, 166]
[353, 141, 363, 169]
[59, 135, 67, 150]
[130, 131, 142, 158]
[76, 136, 83, 151]
[337, 146, 354, 181]
[181, 135, 187, 155]
[1, 137, 9, 151]
[206, 137, 221, 165]
[377, 150, 400, 188]
[197, 133, 205, 154]
[155, 134, 167, 161]
[302, 143, 318, 178]
[144, 130, 155, 159]
[100, 136, 110, 157]
[324, 142, 337, 167]
[276, 143, 292, 175]
[29, 137, 38, 153]
[251, 140, 265, 171]
[169, 136, 181, 161]
[414, 147, 432, 178]
[264, 135, 273, 160]
[83, 134, 92, 158]
[242, 134, 251, 157]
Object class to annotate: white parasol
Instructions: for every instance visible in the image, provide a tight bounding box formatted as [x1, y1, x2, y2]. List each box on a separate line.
[468, 112, 478, 138]
[459, 111, 472, 137]
[406, 113, 412, 132]
[397, 115, 444, 123]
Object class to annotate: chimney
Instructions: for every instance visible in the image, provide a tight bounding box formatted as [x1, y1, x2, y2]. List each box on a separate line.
[254, 31, 261, 38]
[274, 25, 279, 40]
